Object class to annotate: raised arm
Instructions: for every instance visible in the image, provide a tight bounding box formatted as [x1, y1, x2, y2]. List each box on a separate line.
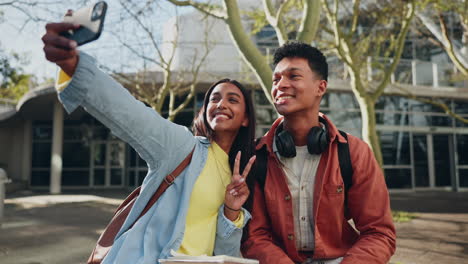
[42, 23, 195, 170]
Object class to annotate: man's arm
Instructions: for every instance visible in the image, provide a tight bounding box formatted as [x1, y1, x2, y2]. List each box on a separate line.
[341, 137, 396, 264]
[241, 184, 295, 264]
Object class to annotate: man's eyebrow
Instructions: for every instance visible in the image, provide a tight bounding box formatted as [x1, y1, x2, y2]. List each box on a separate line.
[274, 67, 304, 74]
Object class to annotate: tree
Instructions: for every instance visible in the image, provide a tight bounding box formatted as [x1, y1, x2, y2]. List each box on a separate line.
[319, 0, 416, 166]
[416, 0, 468, 77]
[166, 0, 320, 105]
[0, 48, 32, 101]
[102, 0, 213, 121]
[165, 0, 418, 167]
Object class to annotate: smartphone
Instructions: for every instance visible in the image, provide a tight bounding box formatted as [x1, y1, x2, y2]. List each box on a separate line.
[61, 1, 107, 46]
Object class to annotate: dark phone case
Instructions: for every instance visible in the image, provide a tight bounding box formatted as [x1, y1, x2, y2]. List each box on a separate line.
[61, 2, 107, 46]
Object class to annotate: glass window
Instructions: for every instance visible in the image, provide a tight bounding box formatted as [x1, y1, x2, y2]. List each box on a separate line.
[138, 170, 148, 185]
[325, 111, 361, 131]
[454, 101, 468, 114]
[173, 111, 194, 128]
[196, 93, 205, 110]
[111, 169, 123, 185]
[109, 143, 125, 167]
[254, 90, 271, 106]
[256, 107, 277, 125]
[457, 135, 468, 165]
[460, 169, 468, 187]
[432, 135, 452, 187]
[455, 118, 468, 128]
[407, 99, 449, 114]
[411, 114, 453, 127]
[31, 170, 50, 186]
[327, 92, 359, 110]
[63, 143, 90, 167]
[63, 126, 86, 140]
[380, 131, 411, 165]
[413, 134, 429, 187]
[93, 126, 111, 140]
[92, 144, 106, 166]
[62, 170, 89, 186]
[32, 142, 51, 167]
[376, 96, 408, 112]
[129, 148, 137, 167]
[384, 169, 412, 189]
[376, 112, 409, 126]
[128, 169, 136, 187]
[33, 126, 52, 140]
[93, 169, 105, 186]
[320, 93, 329, 108]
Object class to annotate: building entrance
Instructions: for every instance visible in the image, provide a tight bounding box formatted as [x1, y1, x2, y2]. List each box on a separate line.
[90, 141, 125, 187]
[413, 133, 455, 189]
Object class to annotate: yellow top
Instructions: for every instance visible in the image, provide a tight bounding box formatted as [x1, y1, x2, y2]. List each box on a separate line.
[56, 70, 244, 256]
[55, 70, 72, 91]
[177, 142, 244, 256]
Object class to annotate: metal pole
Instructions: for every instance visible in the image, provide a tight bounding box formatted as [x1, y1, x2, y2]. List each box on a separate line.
[432, 63, 439, 87]
[412, 60, 417, 86]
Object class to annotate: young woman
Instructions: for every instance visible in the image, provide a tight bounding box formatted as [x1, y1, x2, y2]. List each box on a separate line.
[41, 23, 257, 264]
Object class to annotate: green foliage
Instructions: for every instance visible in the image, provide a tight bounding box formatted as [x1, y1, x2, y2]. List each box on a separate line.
[392, 210, 416, 223]
[243, 0, 304, 36]
[244, 9, 268, 35]
[0, 50, 32, 102]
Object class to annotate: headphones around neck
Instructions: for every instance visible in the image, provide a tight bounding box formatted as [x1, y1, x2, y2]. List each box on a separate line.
[275, 117, 330, 157]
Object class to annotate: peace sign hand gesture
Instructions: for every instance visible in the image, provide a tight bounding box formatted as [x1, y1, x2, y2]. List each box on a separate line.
[224, 151, 256, 221]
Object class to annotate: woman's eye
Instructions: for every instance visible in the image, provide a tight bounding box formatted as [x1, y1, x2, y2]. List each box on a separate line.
[229, 98, 239, 103]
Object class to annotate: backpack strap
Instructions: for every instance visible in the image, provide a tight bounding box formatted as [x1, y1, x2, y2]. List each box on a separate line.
[337, 130, 353, 208]
[255, 137, 268, 190]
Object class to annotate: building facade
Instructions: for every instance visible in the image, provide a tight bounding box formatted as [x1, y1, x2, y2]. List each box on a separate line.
[1, 5, 467, 193]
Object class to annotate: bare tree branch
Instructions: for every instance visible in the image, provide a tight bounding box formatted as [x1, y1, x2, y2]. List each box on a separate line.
[165, 0, 227, 20]
[372, 1, 415, 101]
[389, 84, 468, 124]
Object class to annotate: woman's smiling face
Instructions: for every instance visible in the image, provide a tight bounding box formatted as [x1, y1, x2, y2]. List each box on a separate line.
[206, 82, 249, 134]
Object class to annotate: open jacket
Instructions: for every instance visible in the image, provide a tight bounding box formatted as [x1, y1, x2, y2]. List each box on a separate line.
[57, 52, 251, 264]
[241, 115, 396, 264]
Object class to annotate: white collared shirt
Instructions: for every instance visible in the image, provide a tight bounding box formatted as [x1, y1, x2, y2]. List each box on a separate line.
[273, 138, 321, 251]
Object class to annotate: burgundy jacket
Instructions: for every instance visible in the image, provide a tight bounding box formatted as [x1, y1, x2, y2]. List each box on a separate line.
[241, 114, 396, 264]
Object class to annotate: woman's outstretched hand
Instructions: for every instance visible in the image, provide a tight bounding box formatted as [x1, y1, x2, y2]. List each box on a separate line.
[41, 22, 80, 76]
[224, 151, 256, 221]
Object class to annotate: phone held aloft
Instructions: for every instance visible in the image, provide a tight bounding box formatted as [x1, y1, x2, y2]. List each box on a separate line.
[60, 1, 107, 46]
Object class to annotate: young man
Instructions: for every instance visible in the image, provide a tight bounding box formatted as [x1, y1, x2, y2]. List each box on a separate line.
[241, 42, 396, 264]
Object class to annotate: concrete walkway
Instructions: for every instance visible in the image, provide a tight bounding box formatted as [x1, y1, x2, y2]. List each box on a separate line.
[0, 190, 467, 264]
[390, 191, 468, 264]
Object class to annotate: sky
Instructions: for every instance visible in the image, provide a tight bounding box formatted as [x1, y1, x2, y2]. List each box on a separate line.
[0, 0, 183, 82]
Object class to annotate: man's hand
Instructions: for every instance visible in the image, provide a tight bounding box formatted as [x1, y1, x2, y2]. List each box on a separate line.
[42, 22, 80, 76]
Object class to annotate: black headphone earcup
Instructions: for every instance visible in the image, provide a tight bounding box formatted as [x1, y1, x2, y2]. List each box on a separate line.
[307, 126, 329, 154]
[276, 130, 296, 158]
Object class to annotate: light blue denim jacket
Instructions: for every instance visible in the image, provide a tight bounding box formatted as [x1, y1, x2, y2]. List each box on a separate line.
[58, 53, 251, 264]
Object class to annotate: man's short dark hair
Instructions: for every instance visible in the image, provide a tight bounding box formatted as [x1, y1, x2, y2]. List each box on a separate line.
[273, 42, 328, 81]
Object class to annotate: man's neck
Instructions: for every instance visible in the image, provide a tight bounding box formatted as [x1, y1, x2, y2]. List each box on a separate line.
[283, 112, 319, 146]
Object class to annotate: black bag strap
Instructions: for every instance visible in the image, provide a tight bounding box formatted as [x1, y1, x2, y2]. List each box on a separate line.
[255, 138, 268, 190]
[337, 130, 353, 207]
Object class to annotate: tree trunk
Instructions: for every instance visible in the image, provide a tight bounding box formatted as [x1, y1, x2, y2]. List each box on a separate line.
[354, 93, 383, 168]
